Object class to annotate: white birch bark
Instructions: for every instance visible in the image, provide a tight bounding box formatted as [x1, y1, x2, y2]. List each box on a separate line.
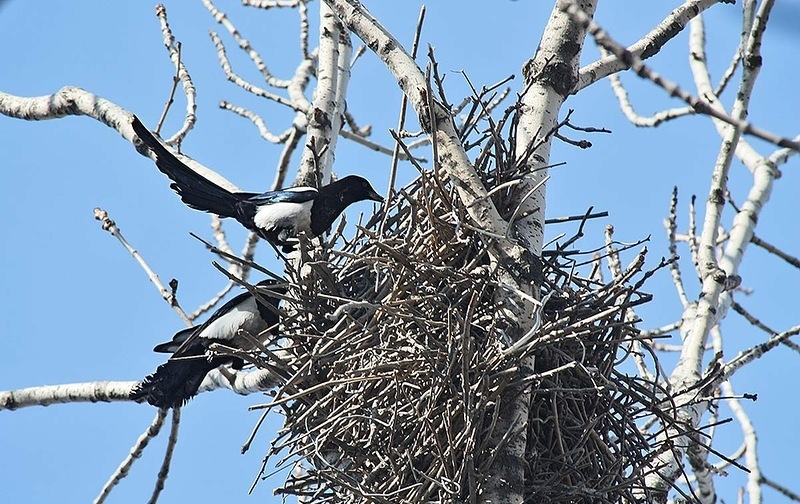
[515, 0, 598, 255]
[641, 2, 776, 499]
[0, 88, 241, 192]
[296, 3, 352, 186]
[0, 367, 281, 411]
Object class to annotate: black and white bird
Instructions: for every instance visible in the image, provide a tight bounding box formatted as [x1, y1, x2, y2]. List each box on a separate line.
[130, 280, 283, 409]
[131, 115, 383, 251]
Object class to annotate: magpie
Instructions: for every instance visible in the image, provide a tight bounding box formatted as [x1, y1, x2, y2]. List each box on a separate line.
[130, 280, 284, 408]
[131, 115, 383, 251]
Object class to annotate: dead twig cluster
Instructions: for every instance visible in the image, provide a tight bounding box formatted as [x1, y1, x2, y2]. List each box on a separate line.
[236, 98, 689, 502]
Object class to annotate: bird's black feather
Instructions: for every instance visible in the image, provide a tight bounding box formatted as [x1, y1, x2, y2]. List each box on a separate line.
[152, 326, 196, 354]
[131, 115, 383, 250]
[309, 176, 383, 236]
[131, 115, 256, 224]
[130, 281, 283, 408]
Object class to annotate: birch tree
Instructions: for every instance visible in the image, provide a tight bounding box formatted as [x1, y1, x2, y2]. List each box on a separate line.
[1, 1, 798, 503]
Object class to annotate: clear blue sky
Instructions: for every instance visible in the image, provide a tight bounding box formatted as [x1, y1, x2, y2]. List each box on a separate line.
[1, 1, 799, 502]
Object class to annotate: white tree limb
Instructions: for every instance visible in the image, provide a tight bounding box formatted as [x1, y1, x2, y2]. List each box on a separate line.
[296, 3, 351, 186]
[712, 327, 761, 504]
[0, 368, 280, 411]
[0, 381, 138, 411]
[149, 407, 181, 504]
[0, 88, 242, 192]
[516, 0, 597, 257]
[643, 1, 776, 498]
[322, 0, 511, 244]
[575, 0, 724, 92]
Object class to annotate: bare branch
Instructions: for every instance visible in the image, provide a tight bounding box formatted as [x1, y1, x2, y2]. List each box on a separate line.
[323, 0, 511, 244]
[606, 59, 695, 127]
[155, 40, 182, 135]
[712, 326, 760, 503]
[210, 31, 303, 111]
[242, 0, 303, 8]
[296, 3, 352, 186]
[761, 475, 800, 502]
[0, 381, 137, 411]
[561, 0, 800, 151]
[219, 100, 294, 143]
[722, 324, 800, 381]
[93, 208, 192, 325]
[154, 4, 197, 146]
[94, 409, 168, 504]
[665, 187, 690, 308]
[148, 408, 181, 504]
[379, 5, 426, 238]
[750, 234, 800, 270]
[577, 0, 726, 91]
[204, 0, 292, 88]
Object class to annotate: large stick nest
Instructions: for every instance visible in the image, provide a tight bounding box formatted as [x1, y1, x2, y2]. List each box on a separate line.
[245, 98, 677, 503]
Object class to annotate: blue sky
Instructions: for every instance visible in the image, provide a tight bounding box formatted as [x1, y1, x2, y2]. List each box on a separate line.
[1, 1, 799, 502]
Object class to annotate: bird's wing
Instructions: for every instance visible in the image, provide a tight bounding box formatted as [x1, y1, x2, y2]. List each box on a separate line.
[153, 326, 199, 354]
[246, 187, 319, 206]
[131, 115, 244, 220]
[169, 290, 253, 358]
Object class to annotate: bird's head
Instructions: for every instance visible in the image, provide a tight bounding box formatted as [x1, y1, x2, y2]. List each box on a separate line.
[340, 175, 383, 204]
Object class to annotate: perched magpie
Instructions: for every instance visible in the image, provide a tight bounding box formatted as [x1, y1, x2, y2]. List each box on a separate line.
[130, 280, 284, 408]
[131, 115, 382, 251]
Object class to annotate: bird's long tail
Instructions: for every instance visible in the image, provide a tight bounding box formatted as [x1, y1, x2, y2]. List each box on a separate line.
[129, 353, 218, 409]
[131, 115, 243, 220]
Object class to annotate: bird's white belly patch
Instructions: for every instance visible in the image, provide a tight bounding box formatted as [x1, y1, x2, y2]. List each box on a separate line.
[253, 201, 312, 233]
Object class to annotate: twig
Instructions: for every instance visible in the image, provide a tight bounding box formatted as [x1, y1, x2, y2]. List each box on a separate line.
[154, 4, 197, 147]
[94, 409, 168, 504]
[93, 208, 191, 325]
[560, 0, 800, 151]
[219, 100, 294, 143]
[731, 301, 800, 354]
[761, 475, 800, 502]
[210, 31, 301, 111]
[275, 124, 304, 189]
[750, 234, 800, 269]
[721, 324, 800, 382]
[544, 211, 608, 225]
[604, 46, 695, 128]
[148, 407, 181, 504]
[298, 0, 310, 59]
[155, 41, 182, 135]
[340, 129, 424, 162]
[712, 326, 760, 503]
[189, 232, 281, 280]
[204, 0, 293, 88]
[380, 5, 426, 237]
[190, 281, 236, 320]
[665, 186, 689, 307]
[242, 0, 303, 8]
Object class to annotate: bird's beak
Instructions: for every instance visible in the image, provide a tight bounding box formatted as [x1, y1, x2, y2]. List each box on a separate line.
[368, 189, 383, 202]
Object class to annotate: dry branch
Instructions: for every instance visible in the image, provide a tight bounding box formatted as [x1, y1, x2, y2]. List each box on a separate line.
[241, 101, 688, 503]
